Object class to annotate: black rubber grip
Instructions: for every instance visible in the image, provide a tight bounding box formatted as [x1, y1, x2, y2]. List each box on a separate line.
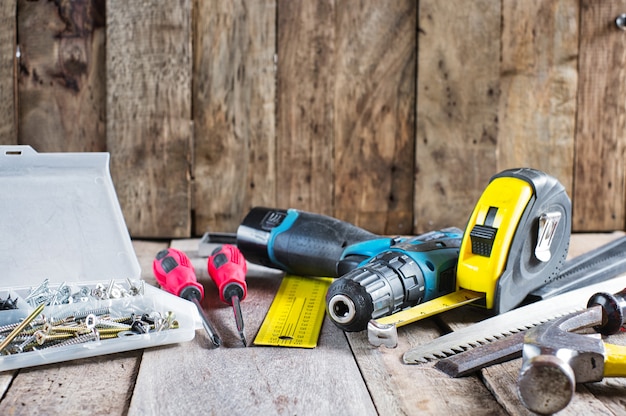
[237, 207, 379, 277]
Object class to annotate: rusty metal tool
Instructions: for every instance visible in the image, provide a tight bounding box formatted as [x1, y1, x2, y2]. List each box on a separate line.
[518, 287, 626, 414]
[435, 282, 626, 378]
[406, 275, 626, 365]
[404, 236, 626, 364]
[434, 331, 525, 378]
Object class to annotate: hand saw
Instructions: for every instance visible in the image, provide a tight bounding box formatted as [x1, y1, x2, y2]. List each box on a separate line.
[403, 262, 626, 365]
[368, 168, 571, 347]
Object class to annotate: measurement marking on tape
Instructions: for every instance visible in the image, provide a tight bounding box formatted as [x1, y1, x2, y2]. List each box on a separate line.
[254, 275, 332, 348]
[376, 289, 484, 327]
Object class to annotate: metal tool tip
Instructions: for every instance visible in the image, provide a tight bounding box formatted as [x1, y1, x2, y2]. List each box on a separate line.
[211, 334, 222, 348]
[434, 359, 463, 378]
[240, 332, 247, 347]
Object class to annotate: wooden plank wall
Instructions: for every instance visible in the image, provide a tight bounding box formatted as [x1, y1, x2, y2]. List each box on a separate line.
[0, 0, 625, 238]
[0, 0, 17, 143]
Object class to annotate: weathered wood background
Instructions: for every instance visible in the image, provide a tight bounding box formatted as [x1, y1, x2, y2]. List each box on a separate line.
[1, 0, 625, 238]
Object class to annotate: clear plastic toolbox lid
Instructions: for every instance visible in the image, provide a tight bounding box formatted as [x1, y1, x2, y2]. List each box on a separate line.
[0, 146, 196, 371]
[0, 145, 140, 286]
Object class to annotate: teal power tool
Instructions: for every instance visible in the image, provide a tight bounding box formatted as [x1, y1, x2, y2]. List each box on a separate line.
[325, 228, 462, 331]
[237, 207, 393, 277]
[236, 207, 463, 332]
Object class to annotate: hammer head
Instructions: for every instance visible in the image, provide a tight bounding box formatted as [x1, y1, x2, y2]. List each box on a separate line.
[517, 306, 606, 415]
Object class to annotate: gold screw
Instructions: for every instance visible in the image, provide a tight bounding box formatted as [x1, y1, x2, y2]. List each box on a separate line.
[0, 303, 45, 353]
[34, 330, 73, 345]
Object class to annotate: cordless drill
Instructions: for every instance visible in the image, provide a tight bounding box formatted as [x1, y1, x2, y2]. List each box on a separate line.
[236, 207, 394, 277]
[236, 207, 463, 332]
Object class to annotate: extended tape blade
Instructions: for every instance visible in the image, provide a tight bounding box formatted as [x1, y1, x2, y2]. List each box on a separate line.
[368, 289, 483, 348]
[254, 275, 332, 348]
[377, 289, 484, 327]
[403, 274, 626, 364]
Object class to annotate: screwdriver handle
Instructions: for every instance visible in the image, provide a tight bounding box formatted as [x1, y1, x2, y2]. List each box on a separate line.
[207, 244, 248, 304]
[153, 248, 204, 300]
[153, 248, 221, 347]
[587, 287, 626, 335]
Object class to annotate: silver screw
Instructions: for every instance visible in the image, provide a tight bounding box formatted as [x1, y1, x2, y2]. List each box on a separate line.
[616, 14, 626, 30]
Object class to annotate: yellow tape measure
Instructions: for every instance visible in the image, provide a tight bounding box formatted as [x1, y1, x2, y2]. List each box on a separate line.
[254, 275, 332, 348]
[375, 289, 484, 328]
[368, 289, 484, 348]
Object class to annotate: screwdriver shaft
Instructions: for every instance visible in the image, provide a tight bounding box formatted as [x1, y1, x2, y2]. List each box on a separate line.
[231, 295, 246, 346]
[190, 297, 221, 348]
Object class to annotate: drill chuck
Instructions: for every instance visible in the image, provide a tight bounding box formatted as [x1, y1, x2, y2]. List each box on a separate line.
[326, 227, 462, 332]
[326, 251, 426, 332]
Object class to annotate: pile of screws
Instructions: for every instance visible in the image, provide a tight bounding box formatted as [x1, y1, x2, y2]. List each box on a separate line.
[0, 278, 180, 356]
[0, 307, 178, 355]
[23, 279, 145, 308]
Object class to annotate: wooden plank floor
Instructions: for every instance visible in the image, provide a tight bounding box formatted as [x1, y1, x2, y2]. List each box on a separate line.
[0, 233, 625, 415]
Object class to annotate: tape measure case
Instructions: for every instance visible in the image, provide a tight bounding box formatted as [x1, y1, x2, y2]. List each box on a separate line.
[0, 146, 196, 371]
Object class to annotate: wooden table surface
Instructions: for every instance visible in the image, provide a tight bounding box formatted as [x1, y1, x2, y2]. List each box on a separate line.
[1, 233, 625, 415]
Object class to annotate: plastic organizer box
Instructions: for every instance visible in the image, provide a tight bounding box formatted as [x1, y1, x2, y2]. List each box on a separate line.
[0, 146, 196, 371]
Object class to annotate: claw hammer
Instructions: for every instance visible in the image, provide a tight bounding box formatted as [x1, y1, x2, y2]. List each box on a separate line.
[517, 288, 626, 415]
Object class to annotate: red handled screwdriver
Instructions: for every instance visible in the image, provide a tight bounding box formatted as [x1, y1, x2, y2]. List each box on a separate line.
[153, 248, 221, 348]
[208, 244, 248, 347]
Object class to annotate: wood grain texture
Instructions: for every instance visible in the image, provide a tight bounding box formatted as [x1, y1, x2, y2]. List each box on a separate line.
[414, 0, 500, 233]
[7, 0, 626, 238]
[106, 0, 192, 238]
[129, 239, 377, 415]
[276, 0, 335, 216]
[498, 0, 579, 195]
[17, 0, 106, 152]
[347, 321, 506, 415]
[573, 0, 626, 231]
[193, 0, 276, 235]
[0, 351, 142, 416]
[0, 0, 17, 144]
[333, 1, 416, 235]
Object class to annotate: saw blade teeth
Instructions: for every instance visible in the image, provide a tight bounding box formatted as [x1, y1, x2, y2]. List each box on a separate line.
[403, 276, 626, 365]
[452, 345, 470, 353]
